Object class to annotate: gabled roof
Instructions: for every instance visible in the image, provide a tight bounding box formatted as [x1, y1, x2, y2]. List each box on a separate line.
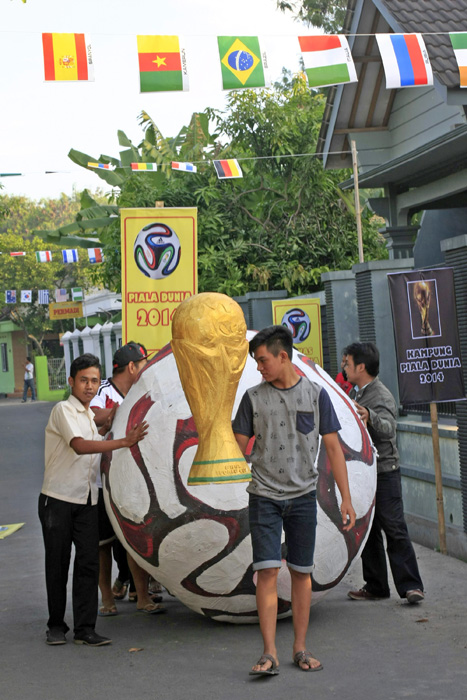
[317, 0, 467, 168]
[378, 0, 466, 89]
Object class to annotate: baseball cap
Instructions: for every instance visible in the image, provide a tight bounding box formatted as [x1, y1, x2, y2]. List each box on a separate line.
[113, 342, 148, 369]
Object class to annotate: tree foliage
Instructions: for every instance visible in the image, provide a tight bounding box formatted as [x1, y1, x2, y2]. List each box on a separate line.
[0, 191, 84, 238]
[277, 0, 348, 33]
[42, 73, 386, 297]
[0, 233, 92, 353]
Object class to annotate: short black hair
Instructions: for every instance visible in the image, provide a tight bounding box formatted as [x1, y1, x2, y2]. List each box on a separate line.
[345, 342, 380, 377]
[249, 325, 294, 361]
[70, 353, 101, 379]
[26, 356, 31, 362]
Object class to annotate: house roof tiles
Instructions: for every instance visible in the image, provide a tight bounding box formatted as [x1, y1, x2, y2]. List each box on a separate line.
[379, 0, 467, 88]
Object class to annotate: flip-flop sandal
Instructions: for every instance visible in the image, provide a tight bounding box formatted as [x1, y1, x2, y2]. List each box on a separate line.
[129, 593, 163, 603]
[98, 606, 118, 617]
[112, 580, 128, 600]
[293, 650, 323, 672]
[137, 603, 166, 615]
[249, 654, 280, 676]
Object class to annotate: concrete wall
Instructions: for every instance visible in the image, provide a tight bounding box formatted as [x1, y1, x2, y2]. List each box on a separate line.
[397, 417, 467, 559]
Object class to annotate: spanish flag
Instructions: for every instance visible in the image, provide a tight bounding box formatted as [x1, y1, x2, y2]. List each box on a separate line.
[137, 35, 189, 92]
[213, 159, 243, 179]
[42, 33, 94, 82]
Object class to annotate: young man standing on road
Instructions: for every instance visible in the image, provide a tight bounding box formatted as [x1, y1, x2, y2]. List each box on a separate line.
[344, 342, 424, 605]
[233, 326, 355, 676]
[22, 356, 36, 402]
[39, 353, 148, 646]
[90, 342, 165, 616]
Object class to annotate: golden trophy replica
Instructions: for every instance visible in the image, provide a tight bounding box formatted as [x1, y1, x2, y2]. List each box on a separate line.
[413, 281, 434, 336]
[171, 292, 251, 486]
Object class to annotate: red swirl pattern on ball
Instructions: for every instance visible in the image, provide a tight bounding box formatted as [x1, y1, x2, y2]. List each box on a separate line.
[103, 344, 375, 617]
[296, 354, 375, 590]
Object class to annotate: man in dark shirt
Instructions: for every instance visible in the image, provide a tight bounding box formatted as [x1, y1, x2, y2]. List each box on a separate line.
[344, 342, 424, 604]
[233, 326, 355, 675]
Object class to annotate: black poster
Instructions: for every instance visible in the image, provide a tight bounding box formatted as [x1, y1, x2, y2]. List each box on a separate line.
[387, 268, 465, 405]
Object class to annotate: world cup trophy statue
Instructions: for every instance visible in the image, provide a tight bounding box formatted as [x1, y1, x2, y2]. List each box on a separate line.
[413, 281, 434, 336]
[171, 292, 251, 485]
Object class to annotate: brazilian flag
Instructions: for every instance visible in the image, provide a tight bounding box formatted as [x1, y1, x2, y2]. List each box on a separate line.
[217, 36, 268, 90]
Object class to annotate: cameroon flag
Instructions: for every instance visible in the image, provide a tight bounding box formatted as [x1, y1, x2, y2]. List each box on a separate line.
[137, 36, 189, 92]
[42, 33, 94, 81]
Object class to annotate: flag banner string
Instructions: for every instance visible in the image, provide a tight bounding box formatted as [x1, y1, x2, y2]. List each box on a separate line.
[0, 30, 464, 91]
[0, 248, 104, 263]
[2, 287, 87, 306]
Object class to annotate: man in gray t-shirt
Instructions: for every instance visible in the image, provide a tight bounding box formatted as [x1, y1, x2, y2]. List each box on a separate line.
[233, 326, 355, 676]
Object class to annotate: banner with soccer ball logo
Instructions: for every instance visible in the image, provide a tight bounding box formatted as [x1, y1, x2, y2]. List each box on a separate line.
[121, 207, 197, 354]
[271, 298, 323, 366]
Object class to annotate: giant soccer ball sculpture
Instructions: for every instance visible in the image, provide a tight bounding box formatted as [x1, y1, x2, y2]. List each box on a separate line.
[103, 300, 376, 623]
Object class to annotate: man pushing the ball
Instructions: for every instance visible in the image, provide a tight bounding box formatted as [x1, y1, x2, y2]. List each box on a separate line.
[233, 326, 355, 675]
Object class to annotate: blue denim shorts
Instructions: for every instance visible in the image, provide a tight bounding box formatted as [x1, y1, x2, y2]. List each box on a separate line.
[249, 491, 317, 573]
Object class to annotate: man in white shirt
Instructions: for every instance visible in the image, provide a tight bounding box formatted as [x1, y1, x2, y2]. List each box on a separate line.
[39, 353, 148, 646]
[91, 342, 165, 616]
[22, 356, 36, 402]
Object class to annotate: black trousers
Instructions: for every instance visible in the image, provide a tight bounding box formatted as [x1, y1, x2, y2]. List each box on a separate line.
[38, 493, 99, 635]
[362, 470, 424, 598]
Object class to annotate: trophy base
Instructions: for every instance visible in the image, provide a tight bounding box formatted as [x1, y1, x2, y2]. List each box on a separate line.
[187, 458, 252, 486]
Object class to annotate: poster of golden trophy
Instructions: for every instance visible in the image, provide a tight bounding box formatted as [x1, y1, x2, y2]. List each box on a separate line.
[408, 279, 441, 339]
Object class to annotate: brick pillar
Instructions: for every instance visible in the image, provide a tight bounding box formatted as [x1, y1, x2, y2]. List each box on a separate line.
[321, 270, 357, 378]
[352, 258, 414, 406]
[441, 234, 467, 535]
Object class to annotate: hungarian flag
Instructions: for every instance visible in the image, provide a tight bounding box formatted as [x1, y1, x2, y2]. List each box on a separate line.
[213, 159, 243, 179]
[217, 36, 270, 90]
[42, 33, 94, 82]
[131, 163, 158, 171]
[298, 35, 358, 88]
[36, 251, 52, 262]
[376, 34, 433, 88]
[88, 248, 104, 264]
[137, 35, 188, 92]
[450, 33, 467, 88]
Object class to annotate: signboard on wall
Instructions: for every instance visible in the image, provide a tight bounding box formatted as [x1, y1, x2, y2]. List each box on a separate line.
[271, 298, 323, 366]
[387, 267, 465, 404]
[49, 301, 83, 320]
[121, 207, 197, 354]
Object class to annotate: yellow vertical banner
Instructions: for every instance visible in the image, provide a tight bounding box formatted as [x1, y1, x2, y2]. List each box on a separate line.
[271, 298, 323, 365]
[121, 207, 197, 354]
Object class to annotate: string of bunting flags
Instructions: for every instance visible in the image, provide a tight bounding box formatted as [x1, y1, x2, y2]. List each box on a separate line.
[4, 287, 84, 305]
[30, 31, 467, 90]
[0, 248, 104, 263]
[90, 159, 241, 178]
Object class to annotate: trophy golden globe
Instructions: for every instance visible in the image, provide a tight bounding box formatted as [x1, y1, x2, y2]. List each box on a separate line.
[413, 281, 434, 336]
[171, 292, 251, 486]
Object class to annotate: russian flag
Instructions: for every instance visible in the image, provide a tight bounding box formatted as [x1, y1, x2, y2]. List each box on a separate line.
[172, 161, 197, 173]
[62, 249, 79, 263]
[376, 34, 433, 89]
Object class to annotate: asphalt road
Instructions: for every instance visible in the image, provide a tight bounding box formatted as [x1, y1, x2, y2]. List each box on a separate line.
[1, 399, 466, 700]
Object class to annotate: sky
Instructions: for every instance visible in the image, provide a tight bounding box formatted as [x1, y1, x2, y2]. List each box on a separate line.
[1, 0, 308, 201]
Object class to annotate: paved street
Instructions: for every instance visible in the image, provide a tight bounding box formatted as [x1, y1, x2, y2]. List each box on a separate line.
[1, 399, 466, 700]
